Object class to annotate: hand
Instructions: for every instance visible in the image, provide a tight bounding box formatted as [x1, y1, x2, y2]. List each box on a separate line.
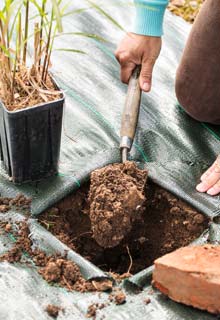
[115, 32, 162, 92]
[196, 156, 220, 195]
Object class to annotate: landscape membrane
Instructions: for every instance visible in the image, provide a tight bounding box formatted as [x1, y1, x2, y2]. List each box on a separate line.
[0, 1, 220, 319]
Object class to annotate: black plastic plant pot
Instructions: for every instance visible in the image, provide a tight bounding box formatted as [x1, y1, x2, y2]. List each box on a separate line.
[0, 79, 64, 184]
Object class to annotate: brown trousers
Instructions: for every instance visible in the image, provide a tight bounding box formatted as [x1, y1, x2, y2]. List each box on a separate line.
[175, 0, 220, 124]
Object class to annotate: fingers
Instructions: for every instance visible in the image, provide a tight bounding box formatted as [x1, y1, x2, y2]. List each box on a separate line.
[196, 159, 220, 195]
[140, 58, 155, 92]
[200, 162, 216, 181]
[196, 170, 220, 193]
[120, 61, 136, 84]
[206, 181, 220, 196]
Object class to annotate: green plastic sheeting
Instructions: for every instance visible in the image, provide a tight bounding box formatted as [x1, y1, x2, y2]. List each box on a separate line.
[0, 1, 220, 319]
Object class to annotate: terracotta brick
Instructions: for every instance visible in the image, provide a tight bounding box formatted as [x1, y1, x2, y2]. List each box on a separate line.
[152, 245, 220, 314]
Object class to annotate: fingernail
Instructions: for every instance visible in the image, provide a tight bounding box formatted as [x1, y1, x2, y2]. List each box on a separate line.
[196, 182, 207, 192]
[207, 187, 219, 196]
[207, 188, 216, 195]
[143, 82, 150, 92]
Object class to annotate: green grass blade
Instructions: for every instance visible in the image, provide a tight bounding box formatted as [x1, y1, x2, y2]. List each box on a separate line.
[87, 0, 124, 31]
[54, 48, 86, 54]
[55, 32, 107, 42]
[50, 0, 62, 32]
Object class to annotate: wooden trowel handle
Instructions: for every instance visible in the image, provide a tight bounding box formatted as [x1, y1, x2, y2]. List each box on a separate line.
[120, 65, 142, 141]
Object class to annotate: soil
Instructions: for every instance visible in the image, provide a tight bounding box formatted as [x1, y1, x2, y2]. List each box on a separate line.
[86, 289, 126, 319]
[39, 181, 209, 275]
[0, 194, 31, 213]
[86, 303, 106, 319]
[88, 162, 148, 248]
[0, 220, 112, 293]
[45, 305, 62, 318]
[144, 297, 151, 304]
[0, 66, 61, 111]
[109, 289, 126, 305]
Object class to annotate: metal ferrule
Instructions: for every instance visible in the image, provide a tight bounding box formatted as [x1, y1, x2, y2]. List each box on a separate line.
[120, 136, 133, 150]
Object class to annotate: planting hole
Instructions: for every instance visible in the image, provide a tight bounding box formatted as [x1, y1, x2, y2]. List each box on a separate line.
[39, 182, 209, 275]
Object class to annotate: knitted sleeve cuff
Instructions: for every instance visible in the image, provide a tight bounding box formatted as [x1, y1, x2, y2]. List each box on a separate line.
[132, 0, 168, 37]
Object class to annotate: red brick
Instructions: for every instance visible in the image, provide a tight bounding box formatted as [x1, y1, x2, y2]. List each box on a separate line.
[152, 245, 220, 314]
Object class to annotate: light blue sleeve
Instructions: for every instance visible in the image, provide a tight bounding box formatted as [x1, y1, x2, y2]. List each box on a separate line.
[133, 0, 168, 36]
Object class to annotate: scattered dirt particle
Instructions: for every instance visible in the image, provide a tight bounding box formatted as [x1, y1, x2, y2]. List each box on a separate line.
[114, 291, 126, 305]
[45, 304, 62, 318]
[0, 246, 22, 263]
[86, 303, 106, 319]
[9, 193, 32, 211]
[40, 261, 61, 282]
[4, 223, 12, 232]
[0, 194, 31, 214]
[144, 297, 151, 304]
[109, 290, 126, 305]
[0, 205, 10, 213]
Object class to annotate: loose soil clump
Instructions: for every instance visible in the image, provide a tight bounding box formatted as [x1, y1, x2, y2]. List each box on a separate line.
[86, 303, 106, 319]
[89, 162, 147, 248]
[0, 220, 112, 293]
[45, 304, 62, 318]
[109, 289, 126, 305]
[39, 181, 209, 274]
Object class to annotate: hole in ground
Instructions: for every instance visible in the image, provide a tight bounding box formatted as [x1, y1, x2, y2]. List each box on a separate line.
[39, 182, 209, 275]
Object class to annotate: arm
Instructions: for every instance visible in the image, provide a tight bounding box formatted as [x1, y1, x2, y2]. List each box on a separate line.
[115, 0, 168, 92]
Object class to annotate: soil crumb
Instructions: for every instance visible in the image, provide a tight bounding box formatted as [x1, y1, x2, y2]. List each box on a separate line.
[0, 194, 31, 214]
[0, 220, 112, 293]
[87, 303, 105, 319]
[39, 182, 209, 275]
[88, 162, 148, 248]
[45, 304, 62, 318]
[109, 289, 126, 305]
[144, 297, 151, 304]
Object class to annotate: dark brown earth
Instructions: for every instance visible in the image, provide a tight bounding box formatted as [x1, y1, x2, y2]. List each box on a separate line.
[45, 304, 62, 318]
[89, 162, 148, 248]
[0, 220, 112, 293]
[39, 181, 209, 275]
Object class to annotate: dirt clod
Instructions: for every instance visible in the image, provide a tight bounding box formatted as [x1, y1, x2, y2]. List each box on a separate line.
[0, 205, 10, 213]
[4, 223, 12, 232]
[0, 220, 112, 293]
[144, 297, 151, 304]
[87, 303, 106, 319]
[109, 289, 126, 305]
[88, 162, 148, 248]
[45, 304, 62, 318]
[114, 291, 126, 305]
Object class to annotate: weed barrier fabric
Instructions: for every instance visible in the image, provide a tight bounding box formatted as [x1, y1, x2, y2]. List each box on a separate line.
[0, 1, 219, 319]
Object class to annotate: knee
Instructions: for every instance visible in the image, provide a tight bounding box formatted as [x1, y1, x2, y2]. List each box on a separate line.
[175, 67, 220, 125]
